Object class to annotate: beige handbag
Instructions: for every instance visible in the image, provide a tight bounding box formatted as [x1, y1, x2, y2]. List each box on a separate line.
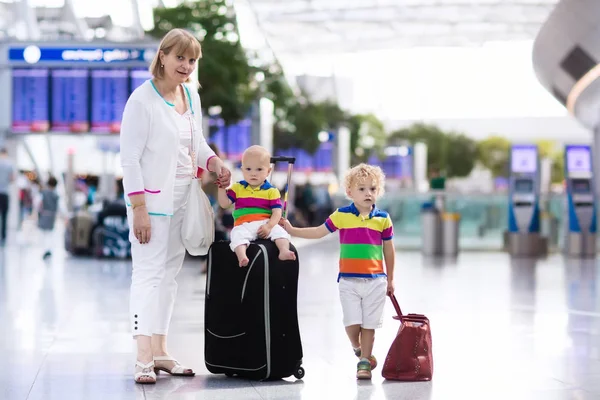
[181, 104, 215, 256]
[182, 177, 215, 256]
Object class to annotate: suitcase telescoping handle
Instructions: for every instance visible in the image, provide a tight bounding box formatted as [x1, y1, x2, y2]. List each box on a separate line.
[389, 294, 404, 322]
[270, 156, 295, 219]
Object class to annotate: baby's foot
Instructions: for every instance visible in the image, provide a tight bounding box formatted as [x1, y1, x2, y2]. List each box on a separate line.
[238, 256, 249, 267]
[278, 250, 296, 261]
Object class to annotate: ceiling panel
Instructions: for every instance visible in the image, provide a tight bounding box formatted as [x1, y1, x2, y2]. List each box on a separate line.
[243, 0, 560, 54]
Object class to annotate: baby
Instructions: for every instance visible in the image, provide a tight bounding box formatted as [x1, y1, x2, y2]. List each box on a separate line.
[218, 145, 296, 267]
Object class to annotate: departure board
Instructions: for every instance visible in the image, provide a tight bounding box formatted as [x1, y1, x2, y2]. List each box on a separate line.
[90, 69, 129, 134]
[12, 68, 50, 132]
[130, 69, 152, 91]
[51, 69, 89, 132]
[7, 43, 156, 135]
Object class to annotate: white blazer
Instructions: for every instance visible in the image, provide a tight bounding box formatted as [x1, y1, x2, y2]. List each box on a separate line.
[120, 80, 216, 216]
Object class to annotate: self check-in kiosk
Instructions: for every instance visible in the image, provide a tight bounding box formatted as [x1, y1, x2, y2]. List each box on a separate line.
[564, 145, 597, 257]
[507, 144, 544, 257]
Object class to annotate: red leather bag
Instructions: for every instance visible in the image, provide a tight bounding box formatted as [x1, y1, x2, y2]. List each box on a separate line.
[382, 294, 433, 381]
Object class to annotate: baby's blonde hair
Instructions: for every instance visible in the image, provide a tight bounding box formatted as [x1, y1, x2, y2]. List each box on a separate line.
[242, 145, 271, 166]
[344, 163, 386, 197]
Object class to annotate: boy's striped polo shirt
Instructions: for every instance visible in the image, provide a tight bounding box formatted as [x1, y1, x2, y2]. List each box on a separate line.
[325, 203, 394, 281]
[226, 180, 282, 226]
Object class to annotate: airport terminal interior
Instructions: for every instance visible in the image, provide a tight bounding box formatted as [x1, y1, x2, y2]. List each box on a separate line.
[3, 0, 600, 399]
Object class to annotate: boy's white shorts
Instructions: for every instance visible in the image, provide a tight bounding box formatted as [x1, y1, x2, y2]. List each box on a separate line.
[339, 277, 388, 329]
[230, 220, 290, 251]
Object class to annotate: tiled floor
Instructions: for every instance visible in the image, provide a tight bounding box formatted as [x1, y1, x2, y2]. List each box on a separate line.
[2, 230, 600, 399]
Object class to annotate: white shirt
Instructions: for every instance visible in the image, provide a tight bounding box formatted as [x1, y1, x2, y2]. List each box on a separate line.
[120, 80, 216, 216]
[175, 110, 194, 182]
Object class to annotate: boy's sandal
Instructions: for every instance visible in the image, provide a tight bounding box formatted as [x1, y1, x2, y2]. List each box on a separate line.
[368, 355, 378, 370]
[153, 356, 195, 376]
[356, 360, 372, 380]
[134, 361, 157, 384]
[353, 350, 377, 371]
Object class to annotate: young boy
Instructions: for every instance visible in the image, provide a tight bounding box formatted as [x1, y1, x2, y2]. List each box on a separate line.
[218, 145, 296, 267]
[37, 176, 61, 260]
[282, 163, 395, 380]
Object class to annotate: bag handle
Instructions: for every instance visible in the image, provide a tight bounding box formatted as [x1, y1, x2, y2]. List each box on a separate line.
[270, 156, 295, 218]
[389, 294, 404, 322]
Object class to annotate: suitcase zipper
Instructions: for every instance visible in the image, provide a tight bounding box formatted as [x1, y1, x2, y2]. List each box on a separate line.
[257, 244, 271, 380]
[240, 251, 263, 302]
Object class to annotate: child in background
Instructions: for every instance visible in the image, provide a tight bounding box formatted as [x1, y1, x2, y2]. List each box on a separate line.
[282, 163, 395, 380]
[37, 176, 62, 260]
[218, 145, 296, 267]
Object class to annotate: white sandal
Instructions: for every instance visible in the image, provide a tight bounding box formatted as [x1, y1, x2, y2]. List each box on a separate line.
[134, 361, 157, 384]
[153, 356, 195, 376]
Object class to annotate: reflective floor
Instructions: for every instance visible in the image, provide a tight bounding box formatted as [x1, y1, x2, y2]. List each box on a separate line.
[2, 230, 600, 399]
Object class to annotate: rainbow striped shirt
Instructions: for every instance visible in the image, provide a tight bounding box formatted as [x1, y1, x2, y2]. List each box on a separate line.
[227, 180, 282, 227]
[325, 203, 394, 281]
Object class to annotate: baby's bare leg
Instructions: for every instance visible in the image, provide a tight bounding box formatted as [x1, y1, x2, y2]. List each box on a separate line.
[234, 244, 249, 267]
[275, 238, 296, 261]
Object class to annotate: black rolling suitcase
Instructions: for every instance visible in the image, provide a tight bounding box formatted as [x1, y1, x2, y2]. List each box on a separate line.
[204, 156, 305, 380]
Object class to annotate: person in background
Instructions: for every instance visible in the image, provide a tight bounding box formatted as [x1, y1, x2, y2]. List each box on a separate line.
[37, 176, 65, 260]
[428, 166, 446, 191]
[0, 148, 15, 244]
[428, 166, 446, 211]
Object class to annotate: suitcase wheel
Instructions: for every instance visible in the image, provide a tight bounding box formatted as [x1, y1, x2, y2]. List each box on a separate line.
[293, 366, 305, 380]
[225, 372, 235, 378]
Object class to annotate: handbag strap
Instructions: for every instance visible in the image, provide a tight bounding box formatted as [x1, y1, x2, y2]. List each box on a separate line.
[183, 84, 197, 177]
[389, 294, 404, 322]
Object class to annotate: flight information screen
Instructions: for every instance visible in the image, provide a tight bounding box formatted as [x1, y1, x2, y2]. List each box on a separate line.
[12, 68, 50, 133]
[11, 67, 151, 134]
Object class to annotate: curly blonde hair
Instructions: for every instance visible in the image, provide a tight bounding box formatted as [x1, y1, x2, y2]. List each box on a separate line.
[344, 163, 386, 197]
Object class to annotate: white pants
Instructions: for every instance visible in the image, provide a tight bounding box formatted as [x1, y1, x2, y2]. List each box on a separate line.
[339, 277, 387, 329]
[128, 181, 190, 337]
[41, 230, 53, 253]
[229, 220, 290, 251]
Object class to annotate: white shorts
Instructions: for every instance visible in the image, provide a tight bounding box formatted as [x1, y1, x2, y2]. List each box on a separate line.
[339, 277, 387, 329]
[229, 220, 290, 251]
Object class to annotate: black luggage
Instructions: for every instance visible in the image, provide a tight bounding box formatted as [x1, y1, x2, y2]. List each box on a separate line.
[65, 212, 94, 255]
[204, 240, 304, 380]
[204, 155, 304, 380]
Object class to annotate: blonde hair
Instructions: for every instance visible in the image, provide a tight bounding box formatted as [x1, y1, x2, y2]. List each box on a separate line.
[344, 163, 386, 197]
[242, 145, 271, 165]
[150, 28, 202, 82]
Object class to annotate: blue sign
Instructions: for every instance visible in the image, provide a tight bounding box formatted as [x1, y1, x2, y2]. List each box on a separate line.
[9, 45, 156, 65]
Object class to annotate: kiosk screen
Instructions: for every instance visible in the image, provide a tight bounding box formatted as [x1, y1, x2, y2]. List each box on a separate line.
[571, 179, 591, 194]
[514, 179, 533, 193]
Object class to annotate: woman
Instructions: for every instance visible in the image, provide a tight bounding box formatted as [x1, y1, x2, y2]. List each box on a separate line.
[120, 28, 231, 384]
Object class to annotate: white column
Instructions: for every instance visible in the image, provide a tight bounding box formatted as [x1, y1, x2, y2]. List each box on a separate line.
[413, 142, 428, 192]
[595, 126, 600, 198]
[336, 126, 350, 185]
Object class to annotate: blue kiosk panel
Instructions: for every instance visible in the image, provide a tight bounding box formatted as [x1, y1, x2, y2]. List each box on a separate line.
[564, 145, 596, 235]
[508, 145, 540, 234]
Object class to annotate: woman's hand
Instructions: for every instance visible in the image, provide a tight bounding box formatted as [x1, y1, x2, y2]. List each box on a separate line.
[133, 206, 151, 244]
[208, 157, 231, 188]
